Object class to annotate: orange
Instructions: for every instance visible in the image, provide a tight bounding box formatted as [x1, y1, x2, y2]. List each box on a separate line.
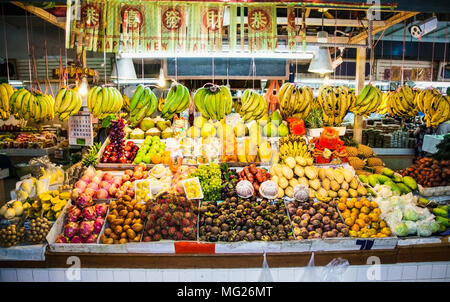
[346, 199, 355, 209]
[363, 199, 371, 208]
[370, 235, 377, 238]
[364, 216, 371, 224]
[358, 213, 367, 220]
[361, 206, 370, 214]
[381, 227, 391, 236]
[379, 220, 387, 228]
[354, 200, 363, 209]
[370, 201, 378, 209]
[345, 217, 354, 226]
[356, 219, 365, 228]
[351, 224, 360, 232]
[379, 233, 387, 238]
[151, 154, 162, 164]
[163, 151, 171, 157]
[349, 230, 358, 237]
[337, 203, 346, 211]
[351, 207, 359, 214]
[371, 222, 380, 230]
[369, 213, 379, 222]
[350, 212, 358, 220]
[372, 208, 381, 216]
[162, 156, 170, 164]
[368, 228, 377, 236]
[342, 210, 351, 219]
[360, 233, 369, 238]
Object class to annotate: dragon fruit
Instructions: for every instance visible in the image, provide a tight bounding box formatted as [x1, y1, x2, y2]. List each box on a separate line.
[71, 235, 83, 243]
[63, 221, 79, 238]
[95, 203, 108, 218]
[94, 216, 105, 234]
[76, 193, 93, 209]
[55, 234, 69, 243]
[84, 233, 98, 244]
[67, 207, 81, 222]
[79, 220, 94, 238]
[82, 206, 97, 220]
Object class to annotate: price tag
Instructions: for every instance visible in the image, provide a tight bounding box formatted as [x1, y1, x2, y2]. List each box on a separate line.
[68, 111, 93, 146]
[356, 239, 374, 250]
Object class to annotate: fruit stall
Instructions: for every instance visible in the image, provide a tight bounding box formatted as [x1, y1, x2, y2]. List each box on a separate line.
[0, 0, 449, 282]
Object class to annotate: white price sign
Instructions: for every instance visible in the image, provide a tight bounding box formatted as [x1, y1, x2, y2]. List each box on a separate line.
[68, 111, 94, 146]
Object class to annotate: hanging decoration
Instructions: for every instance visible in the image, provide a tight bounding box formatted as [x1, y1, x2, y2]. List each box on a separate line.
[247, 4, 277, 52]
[187, 3, 224, 53]
[286, 5, 297, 51]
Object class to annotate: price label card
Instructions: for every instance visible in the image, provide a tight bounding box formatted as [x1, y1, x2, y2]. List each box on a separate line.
[68, 111, 93, 146]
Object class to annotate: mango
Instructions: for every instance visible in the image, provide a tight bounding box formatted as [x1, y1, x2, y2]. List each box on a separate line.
[396, 183, 412, 195]
[374, 174, 390, 184]
[358, 175, 369, 184]
[403, 176, 417, 190]
[392, 173, 403, 183]
[368, 174, 378, 187]
[433, 208, 448, 218]
[381, 168, 394, 177]
[436, 216, 449, 227]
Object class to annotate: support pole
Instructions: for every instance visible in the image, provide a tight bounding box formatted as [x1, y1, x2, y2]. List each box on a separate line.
[353, 47, 366, 143]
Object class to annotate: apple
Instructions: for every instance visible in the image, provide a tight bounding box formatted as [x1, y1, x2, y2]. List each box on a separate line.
[108, 185, 118, 196]
[80, 175, 92, 184]
[122, 174, 131, 182]
[96, 188, 109, 199]
[103, 172, 114, 182]
[75, 180, 88, 191]
[84, 187, 95, 198]
[91, 176, 101, 184]
[99, 180, 111, 190]
[124, 169, 134, 177]
[86, 182, 99, 192]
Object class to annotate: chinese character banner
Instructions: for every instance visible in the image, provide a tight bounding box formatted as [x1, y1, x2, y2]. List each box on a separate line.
[69, 1, 281, 54]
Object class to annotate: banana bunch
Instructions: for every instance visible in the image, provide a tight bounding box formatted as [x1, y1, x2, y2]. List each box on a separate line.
[128, 85, 158, 126]
[351, 84, 382, 117]
[87, 86, 123, 119]
[160, 83, 190, 120]
[317, 85, 354, 126]
[9, 88, 55, 122]
[193, 84, 232, 121]
[386, 86, 418, 118]
[415, 88, 450, 128]
[237, 89, 267, 122]
[278, 83, 313, 119]
[278, 135, 313, 164]
[0, 83, 15, 119]
[376, 92, 389, 115]
[54, 88, 82, 121]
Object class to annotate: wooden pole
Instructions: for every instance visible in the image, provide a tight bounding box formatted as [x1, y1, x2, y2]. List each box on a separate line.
[353, 47, 366, 143]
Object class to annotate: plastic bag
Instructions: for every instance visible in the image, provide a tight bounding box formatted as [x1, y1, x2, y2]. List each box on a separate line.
[298, 252, 349, 282]
[258, 252, 274, 282]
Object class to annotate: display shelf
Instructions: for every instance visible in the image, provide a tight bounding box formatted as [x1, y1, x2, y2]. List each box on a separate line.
[0, 147, 56, 157]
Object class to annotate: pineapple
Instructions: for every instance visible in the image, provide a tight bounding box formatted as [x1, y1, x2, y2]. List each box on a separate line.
[357, 144, 374, 158]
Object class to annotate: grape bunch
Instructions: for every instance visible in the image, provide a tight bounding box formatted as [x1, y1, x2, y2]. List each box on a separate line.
[110, 118, 125, 159]
[189, 163, 222, 201]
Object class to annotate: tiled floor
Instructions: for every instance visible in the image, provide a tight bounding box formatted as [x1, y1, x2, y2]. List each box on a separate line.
[1, 262, 449, 282]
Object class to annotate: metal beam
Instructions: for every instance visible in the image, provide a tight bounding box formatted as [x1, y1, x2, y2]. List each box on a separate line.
[237, 17, 385, 28]
[10, 1, 65, 30]
[349, 12, 419, 45]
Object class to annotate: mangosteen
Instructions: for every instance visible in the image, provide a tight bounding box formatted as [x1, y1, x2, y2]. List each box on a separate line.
[278, 230, 286, 237]
[213, 218, 220, 226]
[261, 235, 270, 241]
[235, 225, 241, 232]
[238, 230, 247, 238]
[284, 225, 292, 233]
[336, 223, 344, 231]
[263, 220, 271, 229]
[301, 213, 311, 221]
[205, 225, 212, 233]
[283, 217, 291, 225]
[318, 208, 326, 215]
[288, 235, 295, 240]
[329, 200, 337, 208]
[255, 225, 263, 233]
[262, 229, 269, 235]
[256, 218, 264, 226]
[332, 212, 339, 220]
[211, 226, 220, 235]
[205, 217, 213, 225]
[327, 207, 335, 214]
[314, 233, 322, 239]
[254, 205, 262, 213]
[271, 234, 279, 241]
[243, 201, 251, 208]
[248, 228, 255, 234]
[329, 221, 336, 229]
[277, 224, 284, 231]
[326, 231, 335, 237]
[237, 204, 244, 211]
[242, 225, 249, 232]
[220, 231, 229, 241]
[323, 225, 331, 232]
[199, 226, 206, 233]
[323, 216, 331, 225]
[342, 228, 349, 235]
[246, 219, 255, 228]
[293, 227, 301, 236]
[315, 228, 323, 235]
[296, 209, 303, 216]
[311, 219, 320, 227]
[260, 200, 268, 208]
[337, 232, 345, 237]
[307, 224, 314, 232]
[315, 213, 324, 221]
[319, 223, 324, 229]
[293, 216, 301, 224]
[200, 206, 208, 213]
[218, 215, 226, 223]
[255, 232, 262, 240]
[221, 224, 230, 232]
[230, 196, 237, 203]
[309, 231, 317, 237]
[251, 212, 258, 219]
[209, 235, 218, 242]
[245, 233, 255, 241]
[208, 204, 217, 212]
[272, 218, 280, 225]
[309, 208, 317, 216]
[212, 213, 219, 219]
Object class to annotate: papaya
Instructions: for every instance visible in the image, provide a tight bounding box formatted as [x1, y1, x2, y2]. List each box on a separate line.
[368, 174, 379, 187]
[396, 183, 412, 195]
[403, 176, 417, 190]
[374, 174, 390, 184]
[381, 168, 394, 177]
[433, 208, 448, 218]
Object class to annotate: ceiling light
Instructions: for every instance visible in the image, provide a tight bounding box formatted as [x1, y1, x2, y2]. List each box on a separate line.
[111, 57, 137, 80]
[308, 47, 333, 74]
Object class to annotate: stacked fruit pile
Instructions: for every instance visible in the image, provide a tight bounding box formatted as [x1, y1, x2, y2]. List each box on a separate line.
[143, 193, 198, 241]
[54, 88, 83, 120]
[0, 224, 26, 247]
[384, 86, 418, 118]
[26, 217, 53, 244]
[128, 85, 158, 126]
[359, 167, 417, 196]
[315, 166, 367, 201]
[199, 198, 292, 242]
[0, 83, 14, 119]
[194, 84, 233, 121]
[345, 143, 376, 175]
[351, 84, 382, 117]
[317, 85, 354, 126]
[220, 164, 239, 200]
[101, 195, 146, 244]
[278, 83, 313, 120]
[287, 200, 348, 239]
[133, 136, 169, 164]
[55, 203, 108, 244]
[236, 164, 271, 196]
[34, 190, 70, 221]
[160, 83, 190, 120]
[278, 135, 313, 165]
[72, 169, 120, 200]
[188, 163, 222, 201]
[399, 157, 449, 188]
[87, 86, 123, 119]
[338, 197, 391, 238]
[10, 88, 55, 121]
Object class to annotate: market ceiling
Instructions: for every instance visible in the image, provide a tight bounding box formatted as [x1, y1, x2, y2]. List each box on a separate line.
[2, 0, 450, 13]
